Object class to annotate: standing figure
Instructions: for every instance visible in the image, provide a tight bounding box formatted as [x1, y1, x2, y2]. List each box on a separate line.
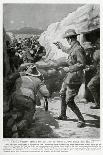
[87, 49, 100, 109]
[57, 29, 86, 128]
[82, 42, 96, 85]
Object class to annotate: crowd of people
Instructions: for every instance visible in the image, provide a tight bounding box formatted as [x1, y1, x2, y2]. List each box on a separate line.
[6, 36, 46, 73]
[3, 29, 100, 138]
[4, 35, 48, 137]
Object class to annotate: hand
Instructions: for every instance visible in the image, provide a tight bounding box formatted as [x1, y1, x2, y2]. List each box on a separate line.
[84, 65, 90, 71]
[63, 67, 70, 72]
[84, 68, 90, 71]
[57, 42, 63, 49]
[89, 65, 94, 70]
[54, 42, 62, 49]
[85, 65, 94, 71]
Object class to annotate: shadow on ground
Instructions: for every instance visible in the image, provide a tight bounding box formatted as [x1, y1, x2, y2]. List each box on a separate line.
[85, 114, 100, 128]
[26, 107, 60, 138]
[54, 114, 100, 128]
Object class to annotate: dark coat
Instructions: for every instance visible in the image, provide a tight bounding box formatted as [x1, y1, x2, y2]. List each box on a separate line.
[93, 49, 100, 75]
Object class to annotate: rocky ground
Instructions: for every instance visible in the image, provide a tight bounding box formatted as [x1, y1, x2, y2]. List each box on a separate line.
[26, 96, 100, 138]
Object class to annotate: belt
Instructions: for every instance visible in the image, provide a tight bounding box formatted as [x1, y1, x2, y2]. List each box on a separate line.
[15, 94, 35, 103]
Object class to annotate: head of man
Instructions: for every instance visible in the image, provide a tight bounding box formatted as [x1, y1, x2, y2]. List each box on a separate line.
[82, 42, 94, 56]
[26, 65, 41, 77]
[63, 29, 79, 45]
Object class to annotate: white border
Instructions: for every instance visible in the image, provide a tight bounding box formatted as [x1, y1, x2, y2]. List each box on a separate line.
[0, 0, 103, 154]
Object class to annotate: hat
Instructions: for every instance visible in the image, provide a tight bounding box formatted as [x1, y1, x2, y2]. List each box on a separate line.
[82, 42, 93, 50]
[26, 65, 41, 77]
[63, 29, 80, 38]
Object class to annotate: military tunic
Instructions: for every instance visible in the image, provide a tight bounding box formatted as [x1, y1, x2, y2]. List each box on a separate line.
[60, 40, 86, 102]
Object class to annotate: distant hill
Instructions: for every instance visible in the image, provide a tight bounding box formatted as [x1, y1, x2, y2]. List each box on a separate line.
[8, 27, 44, 35]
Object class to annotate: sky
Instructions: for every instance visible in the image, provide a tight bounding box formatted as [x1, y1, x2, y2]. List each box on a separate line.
[3, 3, 84, 31]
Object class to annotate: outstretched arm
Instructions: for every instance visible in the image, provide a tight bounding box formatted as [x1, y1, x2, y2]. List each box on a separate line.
[54, 42, 70, 53]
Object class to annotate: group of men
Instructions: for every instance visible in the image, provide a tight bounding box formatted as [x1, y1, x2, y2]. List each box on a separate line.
[4, 29, 100, 137]
[6, 36, 46, 74]
[53, 29, 100, 128]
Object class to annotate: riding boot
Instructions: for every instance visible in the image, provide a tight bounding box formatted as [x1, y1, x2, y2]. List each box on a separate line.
[90, 89, 100, 109]
[68, 100, 85, 127]
[58, 95, 67, 120]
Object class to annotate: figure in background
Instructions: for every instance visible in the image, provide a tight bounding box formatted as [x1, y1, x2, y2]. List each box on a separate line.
[7, 44, 16, 73]
[34, 45, 46, 63]
[82, 42, 96, 85]
[87, 40, 100, 109]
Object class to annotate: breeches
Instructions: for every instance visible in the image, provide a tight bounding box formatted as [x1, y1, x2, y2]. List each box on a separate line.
[10, 93, 36, 123]
[87, 75, 100, 91]
[60, 82, 81, 103]
[87, 75, 100, 103]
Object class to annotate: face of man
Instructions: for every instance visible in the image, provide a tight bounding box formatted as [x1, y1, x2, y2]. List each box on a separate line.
[66, 37, 71, 45]
[43, 49, 46, 56]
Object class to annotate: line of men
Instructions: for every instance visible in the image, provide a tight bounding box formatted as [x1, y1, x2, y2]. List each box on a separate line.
[4, 29, 100, 137]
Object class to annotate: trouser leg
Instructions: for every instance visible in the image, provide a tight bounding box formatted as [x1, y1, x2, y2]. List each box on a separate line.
[12, 95, 35, 131]
[59, 82, 67, 117]
[88, 75, 100, 107]
[67, 96, 85, 122]
[60, 93, 67, 117]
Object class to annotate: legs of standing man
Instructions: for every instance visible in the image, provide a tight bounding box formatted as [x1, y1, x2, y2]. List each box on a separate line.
[58, 83, 85, 127]
[58, 82, 67, 120]
[67, 96, 85, 127]
[87, 75, 100, 109]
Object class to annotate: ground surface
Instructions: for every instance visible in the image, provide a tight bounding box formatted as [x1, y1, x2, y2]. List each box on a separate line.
[27, 96, 100, 138]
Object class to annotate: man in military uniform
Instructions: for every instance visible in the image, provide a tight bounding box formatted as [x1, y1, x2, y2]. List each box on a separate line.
[82, 42, 96, 85]
[87, 49, 100, 109]
[56, 29, 86, 127]
[7, 65, 49, 137]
